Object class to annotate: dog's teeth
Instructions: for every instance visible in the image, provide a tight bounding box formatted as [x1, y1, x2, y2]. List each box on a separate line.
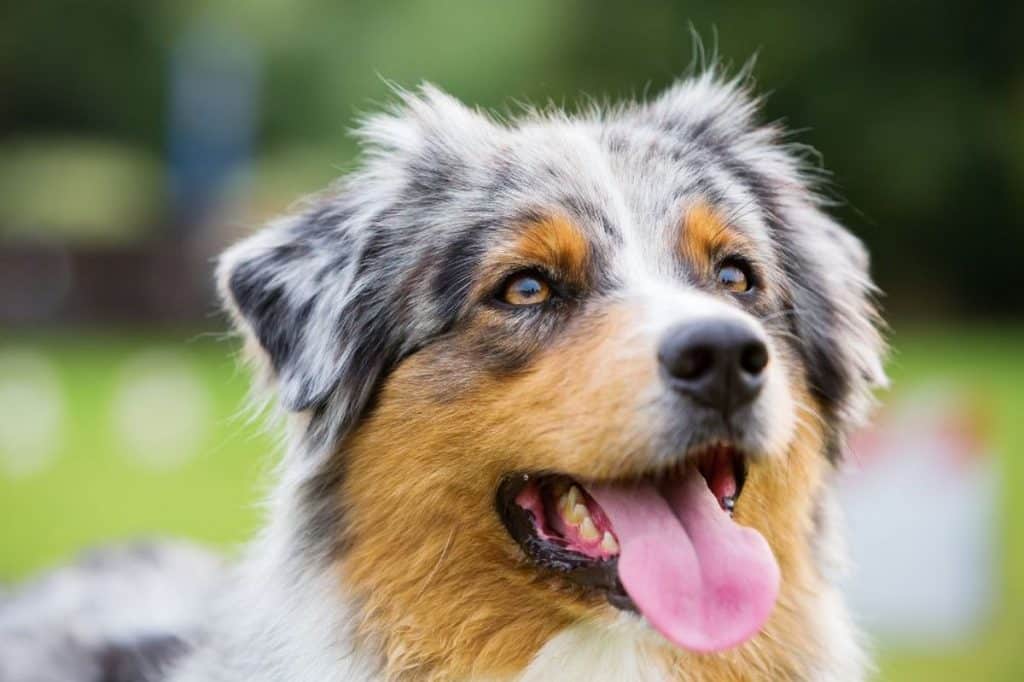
[723, 496, 736, 512]
[566, 486, 582, 509]
[559, 486, 582, 514]
[601, 531, 619, 554]
[579, 516, 600, 542]
[566, 503, 588, 525]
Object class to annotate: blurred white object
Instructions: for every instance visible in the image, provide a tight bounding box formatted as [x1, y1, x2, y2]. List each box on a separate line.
[838, 387, 998, 646]
[111, 349, 211, 470]
[0, 348, 65, 478]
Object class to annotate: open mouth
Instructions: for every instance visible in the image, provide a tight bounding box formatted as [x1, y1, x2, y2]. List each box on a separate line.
[496, 442, 780, 653]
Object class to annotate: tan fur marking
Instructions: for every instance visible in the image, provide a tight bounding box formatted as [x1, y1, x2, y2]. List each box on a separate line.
[514, 215, 590, 280]
[335, 296, 835, 680]
[474, 215, 591, 300]
[680, 202, 748, 274]
[337, 307, 652, 679]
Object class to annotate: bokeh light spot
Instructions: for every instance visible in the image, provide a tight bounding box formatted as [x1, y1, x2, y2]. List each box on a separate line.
[110, 350, 211, 471]
[0, 349, 65, 479]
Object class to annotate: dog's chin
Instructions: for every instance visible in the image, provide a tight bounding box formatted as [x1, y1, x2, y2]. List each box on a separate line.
[496, 439, 781, 654]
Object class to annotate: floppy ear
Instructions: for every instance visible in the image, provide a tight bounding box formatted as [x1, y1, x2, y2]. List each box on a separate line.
[217, 204, 383, 416]
[777, 202, 888, 447]
[217, 84, 498, 446]
[219, 197, 426, 455]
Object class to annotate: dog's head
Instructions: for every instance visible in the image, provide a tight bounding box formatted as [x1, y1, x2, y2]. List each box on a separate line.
[219, 74, 885, 678]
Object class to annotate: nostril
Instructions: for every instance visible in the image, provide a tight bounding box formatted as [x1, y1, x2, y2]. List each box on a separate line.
[676, 345, 714, 380]
[658, 320, 768, 412]
[739, 341, 769, 375]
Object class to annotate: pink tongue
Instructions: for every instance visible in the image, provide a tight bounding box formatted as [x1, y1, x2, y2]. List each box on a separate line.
[588, 470, 779, 652]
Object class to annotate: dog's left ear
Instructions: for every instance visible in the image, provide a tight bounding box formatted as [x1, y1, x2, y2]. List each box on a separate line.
[779, 203, 888, 441]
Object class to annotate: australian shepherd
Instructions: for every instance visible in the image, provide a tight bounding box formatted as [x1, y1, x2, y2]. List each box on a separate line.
[0, 68, 886, 681]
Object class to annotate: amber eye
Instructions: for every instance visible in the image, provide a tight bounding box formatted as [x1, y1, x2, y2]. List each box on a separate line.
[717, 260, 753, 293]
[499, 273, 552, 306]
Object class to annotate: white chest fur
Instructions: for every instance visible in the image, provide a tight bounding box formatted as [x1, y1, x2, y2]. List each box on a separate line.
[512, 616, 669, 682]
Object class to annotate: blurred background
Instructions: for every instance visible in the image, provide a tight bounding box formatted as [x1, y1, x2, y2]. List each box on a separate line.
[1, 2, 1021, 679]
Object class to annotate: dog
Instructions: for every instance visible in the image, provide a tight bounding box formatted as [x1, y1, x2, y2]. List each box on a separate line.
[0, 67, 886, 681]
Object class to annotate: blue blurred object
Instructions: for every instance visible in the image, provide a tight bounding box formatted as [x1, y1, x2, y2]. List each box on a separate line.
[167, 21, 258, 232]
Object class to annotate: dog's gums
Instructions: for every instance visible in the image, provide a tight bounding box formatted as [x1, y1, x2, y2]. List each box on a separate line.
[497, 443, 780, 652]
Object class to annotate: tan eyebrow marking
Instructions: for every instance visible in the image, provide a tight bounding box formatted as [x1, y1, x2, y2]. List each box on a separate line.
[679, 202, 747, 273]
[511, 214, 590, 281]
[471, 213, 592, 302]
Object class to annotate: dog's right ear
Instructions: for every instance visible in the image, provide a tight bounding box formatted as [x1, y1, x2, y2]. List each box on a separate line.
[217, 207, 366, 417]
[218, 197, 414, 453]
[218, 83, 498, 446]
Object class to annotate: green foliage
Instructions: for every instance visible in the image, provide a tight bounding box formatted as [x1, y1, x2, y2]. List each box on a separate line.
[0, 139, 162, 241]
[1, 1, 1021, 312]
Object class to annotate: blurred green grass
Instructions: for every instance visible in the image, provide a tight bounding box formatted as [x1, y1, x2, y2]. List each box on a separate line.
[0, 327, 1021, 680]
[0, 333, 271, 575]
[874, 328, 1024, 681]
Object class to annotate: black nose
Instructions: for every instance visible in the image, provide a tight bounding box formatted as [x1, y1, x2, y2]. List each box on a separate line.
[658, 319, 769, 414]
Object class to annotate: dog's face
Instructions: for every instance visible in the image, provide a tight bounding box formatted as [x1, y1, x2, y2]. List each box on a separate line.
[220, 75, 885, 679]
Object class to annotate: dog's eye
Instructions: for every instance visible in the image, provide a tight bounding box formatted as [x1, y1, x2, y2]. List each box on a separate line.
[499, 273, 552, 306]
[717, 260, 753, 294]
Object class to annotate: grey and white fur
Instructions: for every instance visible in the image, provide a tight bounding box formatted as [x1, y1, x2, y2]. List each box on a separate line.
[0, 66, 885, 681]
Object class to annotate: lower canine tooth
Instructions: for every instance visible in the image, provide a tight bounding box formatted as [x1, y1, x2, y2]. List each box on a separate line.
[579, 516, 599, 541]
[601, 531, 619, 554]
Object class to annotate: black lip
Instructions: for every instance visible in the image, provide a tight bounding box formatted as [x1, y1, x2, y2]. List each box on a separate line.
[731, 453, 749, 505]
[495, 448, 750, 613]
[495, 473, 635, 611]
